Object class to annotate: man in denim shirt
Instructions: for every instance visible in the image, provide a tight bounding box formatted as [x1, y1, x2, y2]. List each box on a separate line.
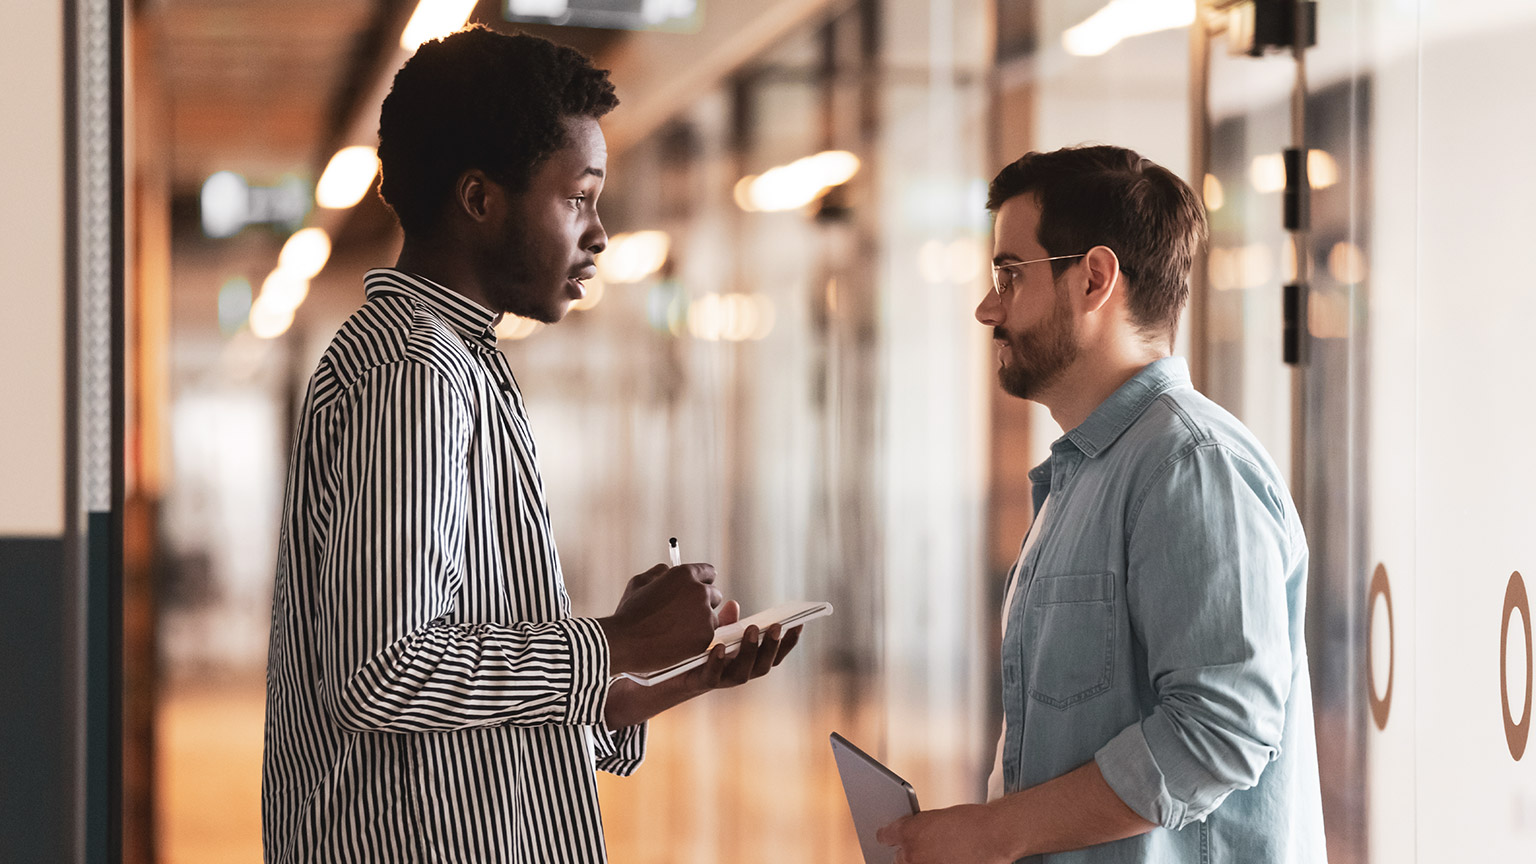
[879, 146, 1327, 863]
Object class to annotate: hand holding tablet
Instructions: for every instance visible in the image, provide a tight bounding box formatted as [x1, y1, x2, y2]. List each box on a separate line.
[830, 733, 921, 864]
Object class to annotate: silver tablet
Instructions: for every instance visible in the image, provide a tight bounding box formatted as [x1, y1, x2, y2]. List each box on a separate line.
[829, 732, 921, 864]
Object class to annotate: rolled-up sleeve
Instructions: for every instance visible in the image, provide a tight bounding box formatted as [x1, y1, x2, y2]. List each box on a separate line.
[1095, 442, 1295, 830]
[591, 716, 649, 776]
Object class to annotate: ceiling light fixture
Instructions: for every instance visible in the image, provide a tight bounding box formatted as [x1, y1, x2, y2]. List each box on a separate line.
[400, 0, 479, 51]
[735, 150, 861, 213]
[316, 146, 379, 209]
[1062, 0, 1196, 57]
[277, 227, 332, 280]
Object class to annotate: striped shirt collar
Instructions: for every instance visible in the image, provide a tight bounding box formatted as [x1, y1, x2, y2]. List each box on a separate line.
[364, 267, 500, 349]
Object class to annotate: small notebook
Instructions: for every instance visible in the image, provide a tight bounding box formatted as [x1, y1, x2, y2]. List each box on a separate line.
[617, 600, 833, 686]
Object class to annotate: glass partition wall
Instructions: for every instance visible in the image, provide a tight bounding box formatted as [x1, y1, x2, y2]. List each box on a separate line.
[500, 2, 996, 859]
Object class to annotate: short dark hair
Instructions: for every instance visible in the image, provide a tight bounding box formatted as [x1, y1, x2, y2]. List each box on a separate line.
[377, 26, 619, 235]
[987, 145, 1206, 343]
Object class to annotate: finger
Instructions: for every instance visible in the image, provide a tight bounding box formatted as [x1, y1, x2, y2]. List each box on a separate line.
[632, 563, 668, 587]
[771, 625, 802, 667]
[691, 643, 728, 690]
[706, 585, 724, 610]
[748, 625, 781, 678]
[716, 599, 740, 627]
[677, 562, 717, 585]
[723, 627, 762, 686]
[875, 817, 907, 846]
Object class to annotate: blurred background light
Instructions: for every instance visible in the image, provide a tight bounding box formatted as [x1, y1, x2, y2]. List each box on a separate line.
[249, 292, 296, 340]
[1328, 241, 1369, 284]
[685, 293, 775, 341]
[1249, 153, 1287, 194]
[400, 0, 478, 50]
[217, 277, 253, 335]
[507, 0, 572, 18]
[276, 228, 332, 280]
[1308, 149, 1340, 189]
[316, 146, 379, 209]
[245, 176, 311, 230]
[598, 230, 671, 283]
[736, 150, 861, 212]
[1203, 173, 1225, 211]
[1250, 150, 1341, 194]
[918, 237, 984, 285]
[1062, 0, 1196, 57]
[200, 171, 249, 238]
[258, 269, 310, 311]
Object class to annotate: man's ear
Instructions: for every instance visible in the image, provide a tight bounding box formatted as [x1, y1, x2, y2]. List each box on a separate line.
[454, 169, 496, 223]
[1081, 245, 1123, 314]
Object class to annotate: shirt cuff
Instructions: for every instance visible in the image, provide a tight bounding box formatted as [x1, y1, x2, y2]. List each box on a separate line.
[1097, 713, 1238, 831]
[557, 617, 611, 726]
[1095, 721, 1182, 830]
[592, 716, 649, 777]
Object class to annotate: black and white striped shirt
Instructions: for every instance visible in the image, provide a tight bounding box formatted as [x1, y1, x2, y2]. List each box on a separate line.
[263, 268, 645, 863]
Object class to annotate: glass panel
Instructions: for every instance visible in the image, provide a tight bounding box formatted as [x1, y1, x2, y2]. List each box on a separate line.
[1203, 43, 1294, 482]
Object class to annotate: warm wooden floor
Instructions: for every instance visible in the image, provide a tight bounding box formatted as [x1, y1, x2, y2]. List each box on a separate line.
[156, 674, 939, 863]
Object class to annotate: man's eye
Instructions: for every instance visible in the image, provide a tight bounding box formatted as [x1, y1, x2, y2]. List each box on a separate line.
[569, 195, 586, 208]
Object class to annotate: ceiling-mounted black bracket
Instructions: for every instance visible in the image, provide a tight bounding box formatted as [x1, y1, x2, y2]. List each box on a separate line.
[1283, 146, 1309, 232]
[1283, 282, 1308, 366]
[1224, 0, 1318, 57]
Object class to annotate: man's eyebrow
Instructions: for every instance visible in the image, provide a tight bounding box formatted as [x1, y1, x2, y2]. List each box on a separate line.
[582, 166, 605, 179]
[992, 253, 1021, 266]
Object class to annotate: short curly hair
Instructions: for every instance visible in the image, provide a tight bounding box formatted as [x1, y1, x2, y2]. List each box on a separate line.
[988, 145, 1207, 345]
[377, 26, 619, 235]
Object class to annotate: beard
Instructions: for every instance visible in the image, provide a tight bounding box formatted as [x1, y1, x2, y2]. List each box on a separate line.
[996, 286, 1079, 401]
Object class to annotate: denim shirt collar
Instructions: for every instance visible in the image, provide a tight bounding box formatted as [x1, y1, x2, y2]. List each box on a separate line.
[1062, 356, 1191, 459]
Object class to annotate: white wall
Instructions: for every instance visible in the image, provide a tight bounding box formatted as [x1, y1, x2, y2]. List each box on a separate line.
[0, 0, 66, 535]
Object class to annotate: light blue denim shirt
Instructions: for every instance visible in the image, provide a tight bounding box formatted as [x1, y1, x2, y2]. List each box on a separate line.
[1000, 358, 1326, 863]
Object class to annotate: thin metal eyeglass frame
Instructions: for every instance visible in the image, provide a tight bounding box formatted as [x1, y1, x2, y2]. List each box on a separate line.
[990, 253, 1088, 297]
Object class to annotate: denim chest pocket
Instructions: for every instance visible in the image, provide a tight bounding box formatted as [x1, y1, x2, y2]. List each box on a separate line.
[1020, 572, 1116, 709]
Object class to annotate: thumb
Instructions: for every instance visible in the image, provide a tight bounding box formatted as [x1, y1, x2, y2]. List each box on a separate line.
[716, 599, 740, 627]
[875, 816, 907, 846]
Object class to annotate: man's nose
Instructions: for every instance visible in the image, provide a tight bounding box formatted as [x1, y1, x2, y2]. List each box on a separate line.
[976, 290, 1003, 326]
[585, 215, 607, 256]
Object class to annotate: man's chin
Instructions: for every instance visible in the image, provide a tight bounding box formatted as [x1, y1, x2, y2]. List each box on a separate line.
[998, 366, 1041, 401]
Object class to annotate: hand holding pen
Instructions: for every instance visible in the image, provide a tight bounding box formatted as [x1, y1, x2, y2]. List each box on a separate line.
[597, 537, 723, 676]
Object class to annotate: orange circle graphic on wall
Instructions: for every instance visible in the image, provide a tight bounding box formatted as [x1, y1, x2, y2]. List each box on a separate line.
[1502, 571, 1532, 761]
[1367, 563, 1393, 731]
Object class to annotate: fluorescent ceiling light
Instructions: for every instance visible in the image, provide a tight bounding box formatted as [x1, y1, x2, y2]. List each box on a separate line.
[1063, 0, 1196, 57]
[316, 146, 379, 209]
[400, 0, 478, 51]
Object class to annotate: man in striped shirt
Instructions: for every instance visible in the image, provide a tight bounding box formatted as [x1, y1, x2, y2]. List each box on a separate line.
[263, 28, 799, 863]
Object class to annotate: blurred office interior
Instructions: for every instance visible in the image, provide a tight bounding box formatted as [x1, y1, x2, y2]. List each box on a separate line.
[4, 0, 1536, 861]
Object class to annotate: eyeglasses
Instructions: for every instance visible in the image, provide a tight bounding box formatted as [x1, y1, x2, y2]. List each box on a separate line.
[990, 254, 1087, 297]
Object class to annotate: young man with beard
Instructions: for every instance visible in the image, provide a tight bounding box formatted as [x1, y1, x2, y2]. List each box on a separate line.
[262, 28, 798, 864]
[879, 146, 1326, 863]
